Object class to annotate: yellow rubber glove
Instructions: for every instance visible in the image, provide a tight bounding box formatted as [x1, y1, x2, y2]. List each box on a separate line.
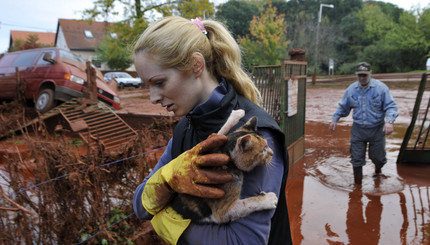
[151, 206, 191, 245]
[142, 133, 232, 215]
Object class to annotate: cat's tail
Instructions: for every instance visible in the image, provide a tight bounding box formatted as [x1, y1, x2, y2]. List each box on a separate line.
[217, 109, 245, 135]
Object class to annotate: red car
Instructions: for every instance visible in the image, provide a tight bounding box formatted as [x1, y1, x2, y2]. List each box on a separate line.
[0, 48, 120, 112]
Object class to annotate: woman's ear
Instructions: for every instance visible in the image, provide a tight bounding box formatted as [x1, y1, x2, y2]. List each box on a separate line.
[192, 52, 205, 78]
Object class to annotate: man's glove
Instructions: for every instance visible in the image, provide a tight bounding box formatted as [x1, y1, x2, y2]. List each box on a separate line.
[142, 134, 232, 215]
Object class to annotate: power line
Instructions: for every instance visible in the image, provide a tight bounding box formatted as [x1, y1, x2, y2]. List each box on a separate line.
[77, 213, 136, 244]
[0, 21, 55, 32]
[1, 145, 167, 243]
[1, 146, 166, 200]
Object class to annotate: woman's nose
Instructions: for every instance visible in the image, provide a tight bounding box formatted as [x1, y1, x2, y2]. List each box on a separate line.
[150, 87, 162, 104]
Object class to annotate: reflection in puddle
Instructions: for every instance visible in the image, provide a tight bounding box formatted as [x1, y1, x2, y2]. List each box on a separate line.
[346, 182, 382, 245]
[307, 155, 404, 195]
[287, 121, 430, 245]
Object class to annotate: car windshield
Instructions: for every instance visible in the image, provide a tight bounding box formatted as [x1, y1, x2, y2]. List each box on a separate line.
[115, 73, 133, 78]
[59, 50, 85, 64]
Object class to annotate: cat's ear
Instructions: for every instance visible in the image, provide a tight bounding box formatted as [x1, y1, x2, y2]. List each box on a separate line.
[238, 135, 252, 151]
[243, 116, 258, 132]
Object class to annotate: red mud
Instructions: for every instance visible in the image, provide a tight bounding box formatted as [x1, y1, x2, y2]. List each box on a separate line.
[116, 87, 173, 116]
[287, 82, 430, 245]
[117, 83, 430, 244]
[1, 82, 429, 244]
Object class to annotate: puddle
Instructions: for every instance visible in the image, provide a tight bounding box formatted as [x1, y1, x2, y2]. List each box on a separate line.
[287, 84, 430, 244]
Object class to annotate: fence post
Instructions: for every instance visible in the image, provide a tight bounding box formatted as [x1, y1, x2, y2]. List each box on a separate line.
[15, 67, 26, 105]
[85, 61, 98, 103]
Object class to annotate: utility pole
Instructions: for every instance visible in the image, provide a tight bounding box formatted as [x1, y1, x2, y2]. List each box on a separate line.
[312, 3, 334, 85]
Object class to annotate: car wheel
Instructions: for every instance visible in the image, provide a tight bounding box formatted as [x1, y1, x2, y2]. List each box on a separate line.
[36, 88, 56, 113]
[119, 83, 125, 89]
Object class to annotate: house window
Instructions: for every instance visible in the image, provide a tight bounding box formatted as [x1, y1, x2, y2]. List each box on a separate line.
[84, 30, 94, 39]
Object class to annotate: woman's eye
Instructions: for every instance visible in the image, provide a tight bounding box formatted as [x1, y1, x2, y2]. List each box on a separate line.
[154, 80, 164, 87]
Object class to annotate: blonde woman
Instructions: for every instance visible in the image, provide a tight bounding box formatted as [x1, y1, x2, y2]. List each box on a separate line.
[133, 16, 291, 245]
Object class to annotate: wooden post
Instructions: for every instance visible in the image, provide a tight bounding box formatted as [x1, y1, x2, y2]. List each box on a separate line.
[85, 61, 98, 103]
[15, 67, 25, 105]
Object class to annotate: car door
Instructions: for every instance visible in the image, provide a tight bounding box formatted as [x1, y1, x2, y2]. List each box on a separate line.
[10, 50, 41, 100]
[0, 53, 19, 99]
[24, 50, 56, 99]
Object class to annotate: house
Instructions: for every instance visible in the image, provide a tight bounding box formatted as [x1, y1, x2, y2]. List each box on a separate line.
[9, 30, 56, 50]
[55, 18, 113, 70]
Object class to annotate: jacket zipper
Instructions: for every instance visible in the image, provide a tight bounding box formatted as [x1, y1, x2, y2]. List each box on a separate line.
[186, 115, 191, 129]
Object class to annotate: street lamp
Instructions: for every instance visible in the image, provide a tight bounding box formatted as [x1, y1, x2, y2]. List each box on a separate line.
[312, 3, 334, 84]
[203, 10, 209, 19]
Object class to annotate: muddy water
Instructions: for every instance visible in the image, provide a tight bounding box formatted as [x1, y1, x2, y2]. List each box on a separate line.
[286, 85, 430, 244]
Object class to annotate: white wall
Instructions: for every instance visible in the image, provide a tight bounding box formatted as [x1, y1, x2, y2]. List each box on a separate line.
[56, 27, 69, 50]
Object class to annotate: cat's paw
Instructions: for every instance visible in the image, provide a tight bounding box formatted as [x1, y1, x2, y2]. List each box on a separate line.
[260, 192, 278, 209]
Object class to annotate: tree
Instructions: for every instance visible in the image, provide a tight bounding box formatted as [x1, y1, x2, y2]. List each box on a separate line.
[97, 41, 132, 71]
[238, 2, 289, 67]
[216, 0, 259, 38]
[337, 1, 399, 73]
[82, 0, 146, 70]
[84, 0, 430, 73]
[83, 0, 216, 70]
[357, 4, 395, 43]
[353, 2, 429, 72]
[381, 8, 430, 71]
[177, 0, 215, 19]
[271, 0, 362, 74]
[82, 0, 119, 22]
[10, 34, 53, 52]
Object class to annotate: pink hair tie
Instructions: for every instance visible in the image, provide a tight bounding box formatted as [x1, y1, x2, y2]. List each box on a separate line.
[191, 17, 207, 35]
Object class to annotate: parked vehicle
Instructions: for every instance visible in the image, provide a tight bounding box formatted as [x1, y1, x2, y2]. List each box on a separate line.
[0, 48, 120, 113]
[104, 72, 142, 89]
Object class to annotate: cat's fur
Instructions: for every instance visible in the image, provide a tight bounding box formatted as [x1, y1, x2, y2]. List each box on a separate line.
[171, 109, 278, 224]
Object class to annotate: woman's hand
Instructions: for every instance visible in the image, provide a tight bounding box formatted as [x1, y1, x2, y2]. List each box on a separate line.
[142, 134, 232, 214]
[161, 133, 232, 198]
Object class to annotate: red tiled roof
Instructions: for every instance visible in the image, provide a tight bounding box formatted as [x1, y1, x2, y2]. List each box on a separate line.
[10, 30, 55, 46]
[57, 18, 112, 50]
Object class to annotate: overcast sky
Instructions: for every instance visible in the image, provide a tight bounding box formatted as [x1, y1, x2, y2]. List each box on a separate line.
[0, 0, 429, 54]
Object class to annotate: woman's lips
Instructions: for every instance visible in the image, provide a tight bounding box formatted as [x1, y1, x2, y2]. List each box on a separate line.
[166, 104, 174, 112]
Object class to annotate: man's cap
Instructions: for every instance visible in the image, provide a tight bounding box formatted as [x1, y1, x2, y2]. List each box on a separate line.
[355, 62, 371, 75]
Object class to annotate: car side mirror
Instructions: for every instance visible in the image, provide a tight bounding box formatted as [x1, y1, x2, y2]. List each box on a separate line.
[43, 53, 55, 64]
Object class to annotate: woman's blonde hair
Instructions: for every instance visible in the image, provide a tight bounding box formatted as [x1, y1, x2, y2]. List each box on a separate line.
[133, 16, 262, 105]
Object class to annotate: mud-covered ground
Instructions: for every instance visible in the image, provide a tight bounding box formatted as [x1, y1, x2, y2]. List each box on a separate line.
[117, 80, 429, 244]
[1, 79, 429, 244]
[117, 87, 173, 116]
[288, 80, 430, 245]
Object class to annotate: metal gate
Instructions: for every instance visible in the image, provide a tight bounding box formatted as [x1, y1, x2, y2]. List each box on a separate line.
[252, 60, 307, 165]
[397, 72, 430, 164]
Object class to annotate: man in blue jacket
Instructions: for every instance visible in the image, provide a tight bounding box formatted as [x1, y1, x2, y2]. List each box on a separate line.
[329, 62, 398, 184]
